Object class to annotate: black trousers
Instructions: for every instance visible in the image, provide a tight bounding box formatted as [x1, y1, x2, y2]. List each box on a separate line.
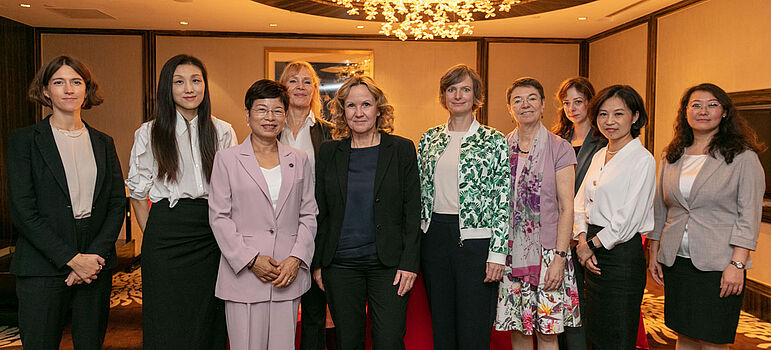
[300, 281, 327, 350]
[584, 225, 645, 350]
[16, 268, 112, 350]
[323, 264, 409, 350]
[421, 214, 497, 350]
[558, 245, 588, 350]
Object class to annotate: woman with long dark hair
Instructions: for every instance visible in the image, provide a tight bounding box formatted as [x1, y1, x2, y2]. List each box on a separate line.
[126, 54, 235, 349]
[573, 85, 655, 349]
[8, 55, 125, 350]
[648, 83, 765, 349]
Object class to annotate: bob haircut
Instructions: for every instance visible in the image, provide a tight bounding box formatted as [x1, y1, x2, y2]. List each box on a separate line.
[505, 77, 545, 104]
[152, 54, 217, 183]
[588, 85, 648, 139]
[439, 64, 484, 112]
[28, 55, 103, 110]
[279, 61, 322, 118]
[327, 75, 394, 139]
[244, 79, 289, 111]
[663, 83, 766, 164]
[552, 77, 598, 139]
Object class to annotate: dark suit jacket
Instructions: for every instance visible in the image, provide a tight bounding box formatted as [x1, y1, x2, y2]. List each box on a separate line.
[573, 129, 607, 195]
[313, 132, 421, 273]
[309, 117, 334, 157]
[7, 116, 126, 276]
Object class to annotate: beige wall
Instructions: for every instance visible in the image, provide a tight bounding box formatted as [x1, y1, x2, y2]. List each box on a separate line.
[156, 36, 477, 144]
[41, 33, 144, 179]
[588, 24, 649, 146]
[654, 0, 771, 285]
[589, 24, 647, 99]
[487, 43, 580, 135]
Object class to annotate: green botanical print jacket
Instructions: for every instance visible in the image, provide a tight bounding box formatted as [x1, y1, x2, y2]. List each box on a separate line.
[417, 120, 511, 263]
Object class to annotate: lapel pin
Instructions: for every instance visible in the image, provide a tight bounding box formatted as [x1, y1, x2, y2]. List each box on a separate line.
[289, 163, 294, 168]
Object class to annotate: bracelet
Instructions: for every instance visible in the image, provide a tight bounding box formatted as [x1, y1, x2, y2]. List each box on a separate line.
[555, 250, 568, 258]
[247, 254, 259, 270]
[586, 239, 599, 251]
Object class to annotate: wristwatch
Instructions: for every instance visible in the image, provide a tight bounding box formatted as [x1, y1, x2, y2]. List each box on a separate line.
[730, 261, 746, 269]
[555, 250, 568, 258]
[586, 239, 599, 251]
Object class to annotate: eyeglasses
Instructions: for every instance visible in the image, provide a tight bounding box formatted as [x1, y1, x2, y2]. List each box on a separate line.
[511, 96, 540, 106]
[251, 107, 286, 117]
[688, 102, 722, 112]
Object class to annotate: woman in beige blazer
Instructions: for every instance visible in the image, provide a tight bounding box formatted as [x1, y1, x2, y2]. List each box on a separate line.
[648, 83, 766, 348]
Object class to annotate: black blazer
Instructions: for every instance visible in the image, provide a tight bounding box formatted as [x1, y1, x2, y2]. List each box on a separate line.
[7, 116, 125, 276]
[573, 129, 607, 194]
[313, 132, 421, 273]
[309, 117, 334, 157]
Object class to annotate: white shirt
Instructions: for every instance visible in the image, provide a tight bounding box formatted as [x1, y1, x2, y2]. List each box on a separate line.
[51, 125, 97, 219]
[280, 111, 316, 178]
[126, 112, 237, 207]
[574, 138, 656, 249]
[432, 131, 465, 214]
[676, 154, 708, 258]
[260, 165, 282, 210]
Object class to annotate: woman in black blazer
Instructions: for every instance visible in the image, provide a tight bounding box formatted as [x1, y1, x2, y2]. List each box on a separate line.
[7, 56, 125, 349]
[312, 76, 421, 349]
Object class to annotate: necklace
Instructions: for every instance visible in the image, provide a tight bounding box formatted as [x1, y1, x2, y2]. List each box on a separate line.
[54, 126, 86, 138]
[607, 149, 619, 155]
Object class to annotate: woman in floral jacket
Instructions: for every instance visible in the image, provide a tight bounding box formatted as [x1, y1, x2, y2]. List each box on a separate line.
[494, 77, 580, 350]
[418, 64, 510, 349]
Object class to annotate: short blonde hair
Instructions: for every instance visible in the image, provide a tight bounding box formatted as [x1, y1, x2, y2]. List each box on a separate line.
[279, 61, 322, 119]
[327, 76, 394, 139]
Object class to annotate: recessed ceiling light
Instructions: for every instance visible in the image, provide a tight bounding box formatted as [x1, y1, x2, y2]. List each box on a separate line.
[269, 23, 278, 27]
[578, 17, 588, 21]
[356, 25, 365, 29]
[20, 3, 31, 7]
[179, 21, 189, 25]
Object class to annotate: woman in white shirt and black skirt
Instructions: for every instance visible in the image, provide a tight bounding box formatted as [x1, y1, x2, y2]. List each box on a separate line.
[126, 54, 236, 349]
[573, 85, 656, 349]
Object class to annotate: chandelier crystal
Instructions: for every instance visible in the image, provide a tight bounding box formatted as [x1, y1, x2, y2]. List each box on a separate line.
[335, 0, 524, 40]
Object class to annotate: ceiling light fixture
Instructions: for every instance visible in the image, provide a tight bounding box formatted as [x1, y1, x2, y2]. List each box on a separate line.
[577, 16, 587, 20]
[335, 0, 528, 40]
[179, 21, 189, 25]
[356, 25, 365, 29]
[269, 23, 278, 27]
[20, 3, 31, 7]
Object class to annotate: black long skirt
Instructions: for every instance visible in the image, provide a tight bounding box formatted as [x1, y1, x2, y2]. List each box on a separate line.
[662, 256, 744, 344]
[141, 198, 227, 350]
[584, 224, 646, 350]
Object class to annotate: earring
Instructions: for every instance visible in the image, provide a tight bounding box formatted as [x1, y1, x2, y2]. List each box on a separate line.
[722, 114, 726, 119]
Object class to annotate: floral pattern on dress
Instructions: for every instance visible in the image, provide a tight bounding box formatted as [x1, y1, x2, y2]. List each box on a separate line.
[496, 247, 581, 335]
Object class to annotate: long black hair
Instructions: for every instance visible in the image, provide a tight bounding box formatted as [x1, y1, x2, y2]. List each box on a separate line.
[664, 83, 765, 164]
[151, 54, 218, 183]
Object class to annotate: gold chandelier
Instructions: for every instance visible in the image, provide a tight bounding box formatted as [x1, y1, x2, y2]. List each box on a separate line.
[335, 0, 524, 40]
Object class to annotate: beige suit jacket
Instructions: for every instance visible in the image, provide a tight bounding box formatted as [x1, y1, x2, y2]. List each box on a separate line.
[649, 150, 764, 271]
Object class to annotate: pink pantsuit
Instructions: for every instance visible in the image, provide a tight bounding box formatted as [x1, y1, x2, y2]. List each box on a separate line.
[209, 138, 318, 350]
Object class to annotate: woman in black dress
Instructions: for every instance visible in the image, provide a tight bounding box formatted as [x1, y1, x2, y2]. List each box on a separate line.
[126, 54, 236, 349]
[8, 55, 125, 349]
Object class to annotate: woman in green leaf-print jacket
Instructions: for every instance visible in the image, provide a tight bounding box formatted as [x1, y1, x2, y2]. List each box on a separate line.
[417, 64, 511, 349]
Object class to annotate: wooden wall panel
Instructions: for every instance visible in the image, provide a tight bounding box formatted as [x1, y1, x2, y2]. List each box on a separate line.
[0, 17, 36, 248]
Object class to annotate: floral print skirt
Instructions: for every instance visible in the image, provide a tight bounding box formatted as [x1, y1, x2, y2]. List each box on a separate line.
[495, 247, 581, 335]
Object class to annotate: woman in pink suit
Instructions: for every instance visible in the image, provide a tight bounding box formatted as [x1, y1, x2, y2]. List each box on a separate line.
[209, 79, 318, 350]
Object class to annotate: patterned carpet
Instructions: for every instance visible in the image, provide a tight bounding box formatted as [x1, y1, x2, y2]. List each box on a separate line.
[1, 269, 770, 349]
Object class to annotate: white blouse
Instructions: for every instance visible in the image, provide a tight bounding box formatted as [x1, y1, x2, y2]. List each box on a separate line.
[260, 165, 282, 210]
[51, 125, 97, 219]
[432, 130, 465, 214]
[280, 111, 316, 178]
[574, 138, 656, 249]
[676, 154, 708, 257]
[126, 112, 237, 207]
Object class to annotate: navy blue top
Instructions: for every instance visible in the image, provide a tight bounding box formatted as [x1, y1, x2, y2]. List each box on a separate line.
[332, 145, 380, 267]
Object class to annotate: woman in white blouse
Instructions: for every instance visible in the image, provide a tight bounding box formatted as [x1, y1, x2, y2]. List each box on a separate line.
[648, 83, 765, 348]
[573, 85, 655, 349]
[126, 54, 236, 349]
